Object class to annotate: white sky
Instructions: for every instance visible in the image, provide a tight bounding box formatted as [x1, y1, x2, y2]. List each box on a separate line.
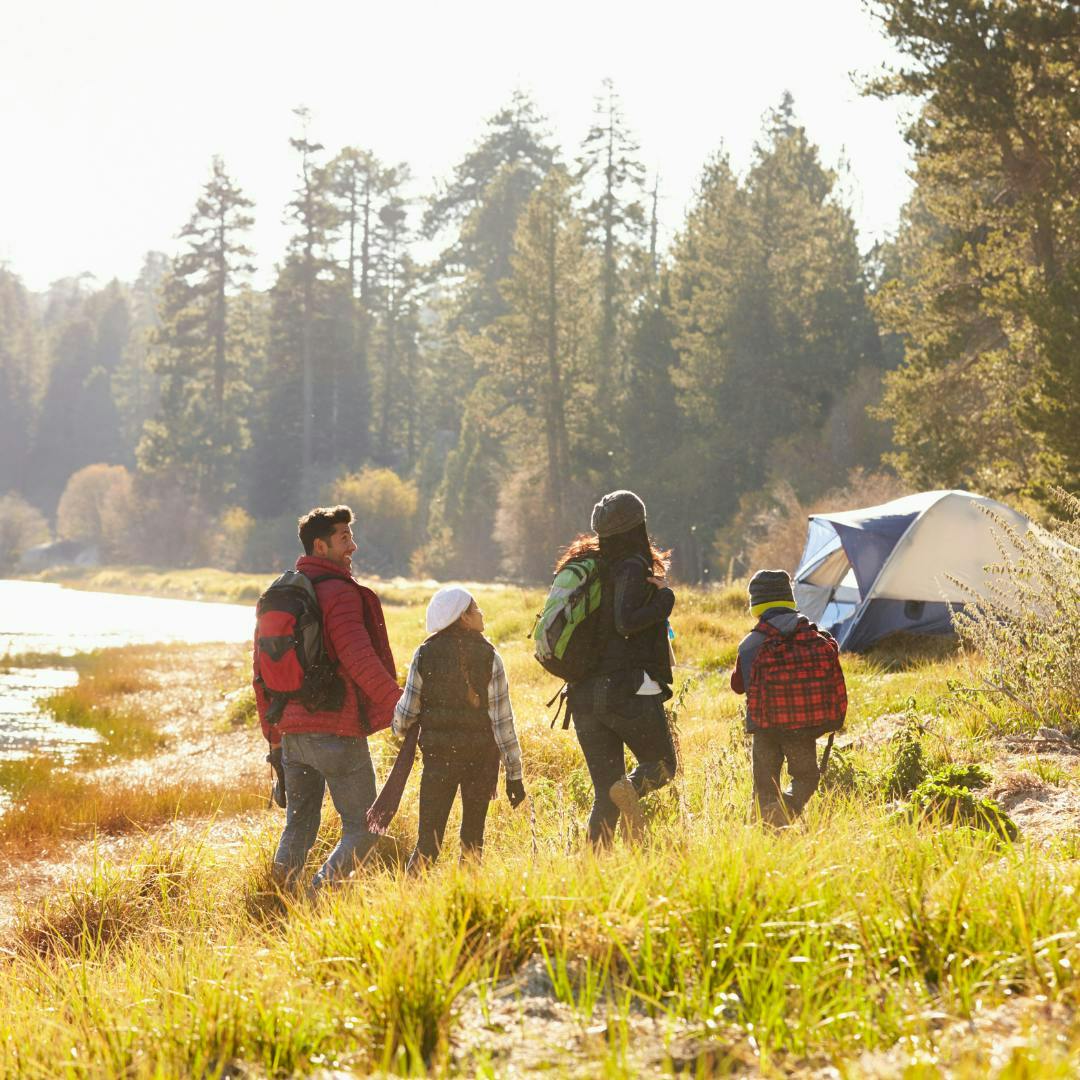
[2, 0, 917, 293]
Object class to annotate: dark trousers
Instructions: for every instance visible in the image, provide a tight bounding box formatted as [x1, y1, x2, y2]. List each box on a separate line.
[408, 754, 497, 868]
[751, 729, 820, 826]
[573, 693, 676, 846]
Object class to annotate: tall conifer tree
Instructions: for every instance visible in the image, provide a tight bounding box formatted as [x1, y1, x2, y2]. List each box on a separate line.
[137, 157, 255, 507]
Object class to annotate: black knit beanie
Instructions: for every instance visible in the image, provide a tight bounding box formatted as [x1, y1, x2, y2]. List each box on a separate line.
[748, 569, 795, 608]
[591, 490, 646, 538]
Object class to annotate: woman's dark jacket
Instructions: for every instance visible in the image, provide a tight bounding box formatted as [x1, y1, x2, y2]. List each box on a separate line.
[572, 554, 675, 710]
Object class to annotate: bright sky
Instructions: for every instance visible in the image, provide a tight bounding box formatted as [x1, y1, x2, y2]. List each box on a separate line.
[2, 0, 916, 293]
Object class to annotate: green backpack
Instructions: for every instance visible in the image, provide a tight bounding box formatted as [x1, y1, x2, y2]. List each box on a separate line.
[531, 556, 605, 684]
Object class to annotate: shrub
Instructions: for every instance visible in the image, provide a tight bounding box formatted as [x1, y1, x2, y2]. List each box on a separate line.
[952, 489, 1080, 734]
[212, 507, 256, 571]
[331, 467, 419, 575]
[883, 715, 927, 797]
[0, 491, 49, 570]
[224, 687, 257, 728]
[929, 762, 991, 791]
[909, 779, 1017, 841]
[56, 464, 134, 557]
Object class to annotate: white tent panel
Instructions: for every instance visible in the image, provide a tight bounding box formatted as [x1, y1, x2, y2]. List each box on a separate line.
[866, 493, 1030, 603]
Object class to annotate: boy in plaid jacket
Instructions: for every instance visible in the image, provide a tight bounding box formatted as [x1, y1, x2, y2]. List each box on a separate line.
[730, 569, 842, 826]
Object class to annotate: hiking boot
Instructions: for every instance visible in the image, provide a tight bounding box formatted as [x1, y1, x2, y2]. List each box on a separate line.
[609, 778, 645, 843]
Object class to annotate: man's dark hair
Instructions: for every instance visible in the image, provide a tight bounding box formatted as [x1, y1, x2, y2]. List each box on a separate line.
[298, 505, 353, 555]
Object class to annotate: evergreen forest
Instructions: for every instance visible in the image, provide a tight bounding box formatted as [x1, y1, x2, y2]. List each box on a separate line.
[2, 0, 1077, 581]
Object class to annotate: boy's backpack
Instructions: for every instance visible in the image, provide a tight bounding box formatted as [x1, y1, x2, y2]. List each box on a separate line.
[747, 616, 847, 733]
[255, 571, 345, 724]
[532, 556, 605, 684]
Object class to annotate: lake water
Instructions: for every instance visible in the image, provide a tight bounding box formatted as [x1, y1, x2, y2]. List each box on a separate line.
[0, 580, 255, 760]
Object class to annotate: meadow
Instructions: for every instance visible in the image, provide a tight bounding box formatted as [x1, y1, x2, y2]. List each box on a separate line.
[1, 573, 1078, 1077]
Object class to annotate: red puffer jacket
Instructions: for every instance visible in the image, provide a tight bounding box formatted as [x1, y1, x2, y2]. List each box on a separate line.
[254, 556, 402, 744]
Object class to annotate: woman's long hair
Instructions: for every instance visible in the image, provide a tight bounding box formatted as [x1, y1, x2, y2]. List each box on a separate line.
[555, 523, 670, 576]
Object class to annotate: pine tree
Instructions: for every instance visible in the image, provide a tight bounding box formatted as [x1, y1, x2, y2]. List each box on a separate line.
[418, 92, 558, 571]
[327, 146, 385, 464]
[867, 0, 1080, 494]
[578, 79, 647, 385]
[464, 167, 599, 574]
[287, 108, 338, 483]
[112, 251, 169, 454]
[0, 269, 43, 496]
[369, 167, 423, 469]
[137, 157, 255, 507]
[667, 99, 879, 534]
[424, 90, 555, 331]
[31, 281, 130, 510]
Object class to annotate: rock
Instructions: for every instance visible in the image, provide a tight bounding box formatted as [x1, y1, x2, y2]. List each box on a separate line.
[1037, 727, 1071, 744]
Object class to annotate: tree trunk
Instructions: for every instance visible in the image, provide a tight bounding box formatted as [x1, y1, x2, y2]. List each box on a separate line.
[544, 205, 568, 526]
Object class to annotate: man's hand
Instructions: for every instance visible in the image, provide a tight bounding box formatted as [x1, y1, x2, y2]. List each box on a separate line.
[646, 575, 669, 590]
[506, 777, 526, 809]
[266, 745, 286, 809]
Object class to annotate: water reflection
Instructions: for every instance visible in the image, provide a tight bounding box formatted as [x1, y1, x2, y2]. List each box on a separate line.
[0, 579, 255, 761]
[0, 579, 254, 657]
[0, 667, 98, 762]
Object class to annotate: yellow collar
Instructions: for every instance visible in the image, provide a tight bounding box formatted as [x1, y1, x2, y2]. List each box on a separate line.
[750, 600, 797, 618]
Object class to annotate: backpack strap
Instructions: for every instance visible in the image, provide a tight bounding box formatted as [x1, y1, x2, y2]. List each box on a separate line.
[547, 684, 571, 730]
[819, 732, 836, 776]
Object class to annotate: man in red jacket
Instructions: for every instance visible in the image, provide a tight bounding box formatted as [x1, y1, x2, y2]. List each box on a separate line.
[254, 505, 402, 892]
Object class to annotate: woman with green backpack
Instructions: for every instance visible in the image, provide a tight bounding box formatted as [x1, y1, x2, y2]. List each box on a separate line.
[549, 490, 677, 845]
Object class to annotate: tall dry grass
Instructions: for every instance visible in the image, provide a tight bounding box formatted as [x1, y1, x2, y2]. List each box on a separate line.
[1, 573, 1078, 1075]
[953, 489, 1080, 735]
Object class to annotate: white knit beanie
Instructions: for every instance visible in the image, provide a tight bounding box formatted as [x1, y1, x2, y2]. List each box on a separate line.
[425, 586, 474, 634]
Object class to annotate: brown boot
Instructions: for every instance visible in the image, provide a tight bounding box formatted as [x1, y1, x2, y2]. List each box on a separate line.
[609, 778, 645, 843]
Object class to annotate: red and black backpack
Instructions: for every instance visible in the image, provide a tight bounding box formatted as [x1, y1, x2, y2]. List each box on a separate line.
[747, 616, 847, 733]
[255, 571, 345, 724]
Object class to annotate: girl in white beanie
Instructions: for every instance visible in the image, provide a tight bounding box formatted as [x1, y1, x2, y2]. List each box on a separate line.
[375, 586, 526, 869]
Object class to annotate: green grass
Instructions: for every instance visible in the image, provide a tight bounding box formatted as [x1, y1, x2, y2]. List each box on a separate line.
[1, 573, 1078, 1075]
[25, 564, 273, 603]
[29, 648, 168, 761]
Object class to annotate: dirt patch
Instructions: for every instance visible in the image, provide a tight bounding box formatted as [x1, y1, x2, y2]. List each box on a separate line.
[836, 711, 939, 755]
[1000, 730, 1080, 757]
[451, 957, 760, 1077]
[847, 997, 1077, 1076]
[989, 769, 1080, 846]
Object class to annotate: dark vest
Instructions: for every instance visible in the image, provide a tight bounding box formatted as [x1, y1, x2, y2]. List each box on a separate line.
[417, 628, 497, 761]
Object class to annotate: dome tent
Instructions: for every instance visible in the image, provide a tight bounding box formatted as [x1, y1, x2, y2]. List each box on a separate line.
[792, 490, 1032, 652]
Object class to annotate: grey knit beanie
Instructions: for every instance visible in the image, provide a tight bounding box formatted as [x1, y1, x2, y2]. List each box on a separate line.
[591, 490, 647, 538]
[748, 569, 795, 608]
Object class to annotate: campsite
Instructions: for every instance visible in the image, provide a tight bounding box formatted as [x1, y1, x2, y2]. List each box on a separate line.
[3, 0, 1080, 1075]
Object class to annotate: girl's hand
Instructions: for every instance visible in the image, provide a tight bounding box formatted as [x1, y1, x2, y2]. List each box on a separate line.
[647, 575, 668, 590]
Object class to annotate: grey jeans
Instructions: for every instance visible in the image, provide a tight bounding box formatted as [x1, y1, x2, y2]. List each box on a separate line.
[274, 732, 377, 890]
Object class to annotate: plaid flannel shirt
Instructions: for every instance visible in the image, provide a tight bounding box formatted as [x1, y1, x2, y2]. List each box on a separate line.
[393, 647, 523, 780]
